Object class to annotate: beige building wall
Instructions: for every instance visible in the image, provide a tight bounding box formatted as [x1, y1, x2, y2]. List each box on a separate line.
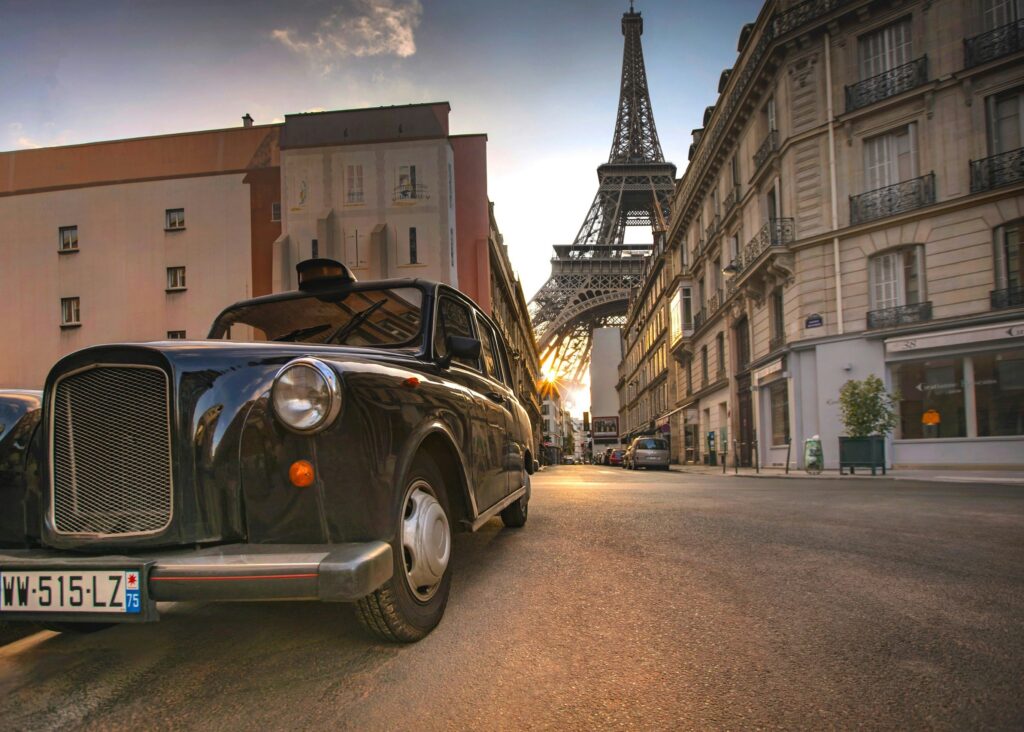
[274, 139, 459, 291]
[0, 174, 253, 388]
[637, 0, 1024, 469]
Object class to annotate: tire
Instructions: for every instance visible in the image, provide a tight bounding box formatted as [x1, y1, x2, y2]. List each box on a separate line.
[501, 471, 530, 528]
[355, 456, 452, 643]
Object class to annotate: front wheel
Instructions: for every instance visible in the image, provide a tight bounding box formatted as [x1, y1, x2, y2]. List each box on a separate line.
[355, 456, 452, 643]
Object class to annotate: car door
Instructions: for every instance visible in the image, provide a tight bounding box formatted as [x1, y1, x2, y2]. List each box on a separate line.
[434, 295, 507, 513]
[476, 315, 522, 497]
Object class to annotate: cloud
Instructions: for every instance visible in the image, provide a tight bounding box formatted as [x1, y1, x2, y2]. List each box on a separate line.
[272, 0, 422, 70]
[7, 122, 75, 150]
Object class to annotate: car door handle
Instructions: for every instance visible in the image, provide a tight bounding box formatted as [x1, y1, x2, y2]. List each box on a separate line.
[485, 391, 505, 404]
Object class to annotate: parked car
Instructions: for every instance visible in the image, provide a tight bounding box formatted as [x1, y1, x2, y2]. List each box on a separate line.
[0, 259, 535, 643]
[608, 449, 625, 467]
[626, 437, 670, 470]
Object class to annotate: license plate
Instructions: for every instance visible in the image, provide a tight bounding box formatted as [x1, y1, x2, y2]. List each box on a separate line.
[0, 570, 142, 614]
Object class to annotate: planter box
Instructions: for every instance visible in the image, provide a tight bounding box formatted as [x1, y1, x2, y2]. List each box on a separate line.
[838, 436, 886, 475]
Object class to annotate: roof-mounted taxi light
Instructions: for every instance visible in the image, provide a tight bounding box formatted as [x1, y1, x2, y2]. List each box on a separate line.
[296, 258, 357, 291]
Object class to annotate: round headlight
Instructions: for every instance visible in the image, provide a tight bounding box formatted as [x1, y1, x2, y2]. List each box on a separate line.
[271, 358, 342, 433]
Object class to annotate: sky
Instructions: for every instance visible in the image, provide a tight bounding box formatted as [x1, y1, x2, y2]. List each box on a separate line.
[0, 0, 762, 304]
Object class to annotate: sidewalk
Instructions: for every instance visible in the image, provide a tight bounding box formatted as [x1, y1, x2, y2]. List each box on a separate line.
[669, 464, 1024, 485]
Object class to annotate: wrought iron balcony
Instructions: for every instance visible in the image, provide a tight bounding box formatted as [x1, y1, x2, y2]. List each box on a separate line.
[845, 56, 928, 112]
[693, 309, 706, 331]
[754, 129, 779, 170]
[723, 185, 740, 215]
[733, 218, 795, 276]
[708, 290, 722, 314]
[392, 183, 430, 202]
[705, 215, 720, 244]
[970, 147, 1024, 193]
[850, 173, 935, 225]
[965, 19, 1024, 68]
[866, 301, 932, 329]
[991, 285, 1024, 309]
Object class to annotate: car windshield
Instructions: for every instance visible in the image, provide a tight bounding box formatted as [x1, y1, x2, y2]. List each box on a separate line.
[637, 439, 667, 450]
[209, 286, 424, 349]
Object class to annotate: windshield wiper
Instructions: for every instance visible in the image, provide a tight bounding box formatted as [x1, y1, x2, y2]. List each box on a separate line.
[273, 323, 332, 342]
[328, 299, 388, 345]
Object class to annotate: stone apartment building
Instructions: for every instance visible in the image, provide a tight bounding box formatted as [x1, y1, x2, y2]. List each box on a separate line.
[0, 103, 541, 429]
[622, 0, 1024, 469]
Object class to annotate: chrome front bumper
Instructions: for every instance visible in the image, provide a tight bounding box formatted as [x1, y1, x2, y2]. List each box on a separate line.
[0, 541, 392, 615]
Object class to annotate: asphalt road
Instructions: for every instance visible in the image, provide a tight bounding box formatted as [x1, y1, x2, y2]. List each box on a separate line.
[2, 466, 1023, 730]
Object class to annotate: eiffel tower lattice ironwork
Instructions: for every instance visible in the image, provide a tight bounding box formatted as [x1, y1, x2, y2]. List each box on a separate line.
[529, 5, 676, 385]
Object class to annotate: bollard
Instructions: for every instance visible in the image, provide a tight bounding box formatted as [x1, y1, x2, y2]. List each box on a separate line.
[753, 439, 759, 474]
[785, 438, 792, 475]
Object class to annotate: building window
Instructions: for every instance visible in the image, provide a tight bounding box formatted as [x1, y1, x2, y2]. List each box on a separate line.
[974, 349, 1024, 437]
[450, 228, 455, 266]
[858, 18, 911, 80]
[869, 247, 923, 311]
[167, 330, 186, 339]
[58, 226, 78, 252]
[60, 297, 80, 327]
[892, 357, 967, 439]
[716, 332, 725, 374]
[988, 88, 1023, 156]
[165, 208, 185, 230]
[409, 227, 418, 264]
[734, 317, 751, 371]
[346, 164, 364, 204]
[166, 266, 187, 291]
[769, 380, 790, 446]
[994, 221, 1022, 295]
[770, 288, 785, 344]
[864, 124, 917, 192]
[397, 164, 418, 200]
[701, 345, 709, 385]
[271, 202, 281, 222]
[983, 0, 1020, 31]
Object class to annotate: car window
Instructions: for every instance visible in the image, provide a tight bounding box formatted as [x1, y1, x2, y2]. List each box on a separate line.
[476, 317, 507, 385]
[435, 296, 479, 370]
[638, 438, 667, 450]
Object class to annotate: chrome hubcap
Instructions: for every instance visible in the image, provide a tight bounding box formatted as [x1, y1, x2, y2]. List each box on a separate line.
[401, 480, 450, 601]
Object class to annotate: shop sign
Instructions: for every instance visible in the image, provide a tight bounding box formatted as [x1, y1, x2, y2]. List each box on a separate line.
[886, 319, 1024, 355]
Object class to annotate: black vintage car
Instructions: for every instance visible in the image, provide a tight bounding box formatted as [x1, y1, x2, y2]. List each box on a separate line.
[0, 260, 535, 642]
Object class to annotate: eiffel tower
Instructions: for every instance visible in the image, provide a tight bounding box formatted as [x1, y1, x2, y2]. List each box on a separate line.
[529, 3, 676, 385]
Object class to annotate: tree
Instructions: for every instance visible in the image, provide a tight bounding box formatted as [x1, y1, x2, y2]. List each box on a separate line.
[838, 374, 898, 438]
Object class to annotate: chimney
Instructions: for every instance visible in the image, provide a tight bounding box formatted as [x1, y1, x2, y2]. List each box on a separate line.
[242, 113, 254, 128]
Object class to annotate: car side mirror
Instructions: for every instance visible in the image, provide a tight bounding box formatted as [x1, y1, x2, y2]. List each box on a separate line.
[438, 335, 481, 368]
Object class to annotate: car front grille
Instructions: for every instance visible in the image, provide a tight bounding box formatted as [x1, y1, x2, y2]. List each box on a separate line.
[51, 365, 173, 536]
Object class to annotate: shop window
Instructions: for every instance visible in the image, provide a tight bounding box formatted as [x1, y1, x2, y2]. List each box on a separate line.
[892, 357, 967, 439]
[974, 349, 1024, 436]
[769, 380, 790, 446]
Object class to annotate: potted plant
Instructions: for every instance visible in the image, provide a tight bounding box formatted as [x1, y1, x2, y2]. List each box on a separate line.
[837, 374, 898, 475]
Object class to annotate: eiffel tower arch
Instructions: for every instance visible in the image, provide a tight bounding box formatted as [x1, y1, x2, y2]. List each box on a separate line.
[530, 5, 676, 384]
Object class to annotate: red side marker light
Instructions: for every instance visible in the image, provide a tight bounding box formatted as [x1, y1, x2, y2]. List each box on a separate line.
[403, 376, 420, 388]
[289, 460, 315, 488]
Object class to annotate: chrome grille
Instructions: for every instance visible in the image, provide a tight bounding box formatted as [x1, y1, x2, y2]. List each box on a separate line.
[52, 365, 173, 536]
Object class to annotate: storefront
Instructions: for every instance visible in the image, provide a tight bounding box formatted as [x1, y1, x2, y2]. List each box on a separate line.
[886, 319, 1024, 467]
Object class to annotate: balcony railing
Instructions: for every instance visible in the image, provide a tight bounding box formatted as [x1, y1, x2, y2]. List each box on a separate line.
[866, 301, 933, 329]
[965, 19, 1024, 68]
[845, 56, 928, 112]
[850, 173, 935, 225]
[754, 129, 779, 170]
[708, 290, 722, 314]
[991, 285, 1024, 309]
[723, 185, 740, 214]
[733, 218, 795, 276]
[705, 214, 720, 244]
[393, 183, 430, 202]
[970, 147, 1024, 193]
[693, 309, 706, 331]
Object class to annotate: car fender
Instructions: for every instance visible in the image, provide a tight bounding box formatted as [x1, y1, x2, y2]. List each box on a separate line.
[395, 417, 478, 526]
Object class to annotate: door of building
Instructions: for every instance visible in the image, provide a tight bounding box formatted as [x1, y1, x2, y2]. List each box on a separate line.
[737, 373, 754, 467]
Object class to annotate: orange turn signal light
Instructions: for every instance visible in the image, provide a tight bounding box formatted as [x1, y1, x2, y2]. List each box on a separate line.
[403, 376, 420, 388]
[289, 459, 315, 488]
